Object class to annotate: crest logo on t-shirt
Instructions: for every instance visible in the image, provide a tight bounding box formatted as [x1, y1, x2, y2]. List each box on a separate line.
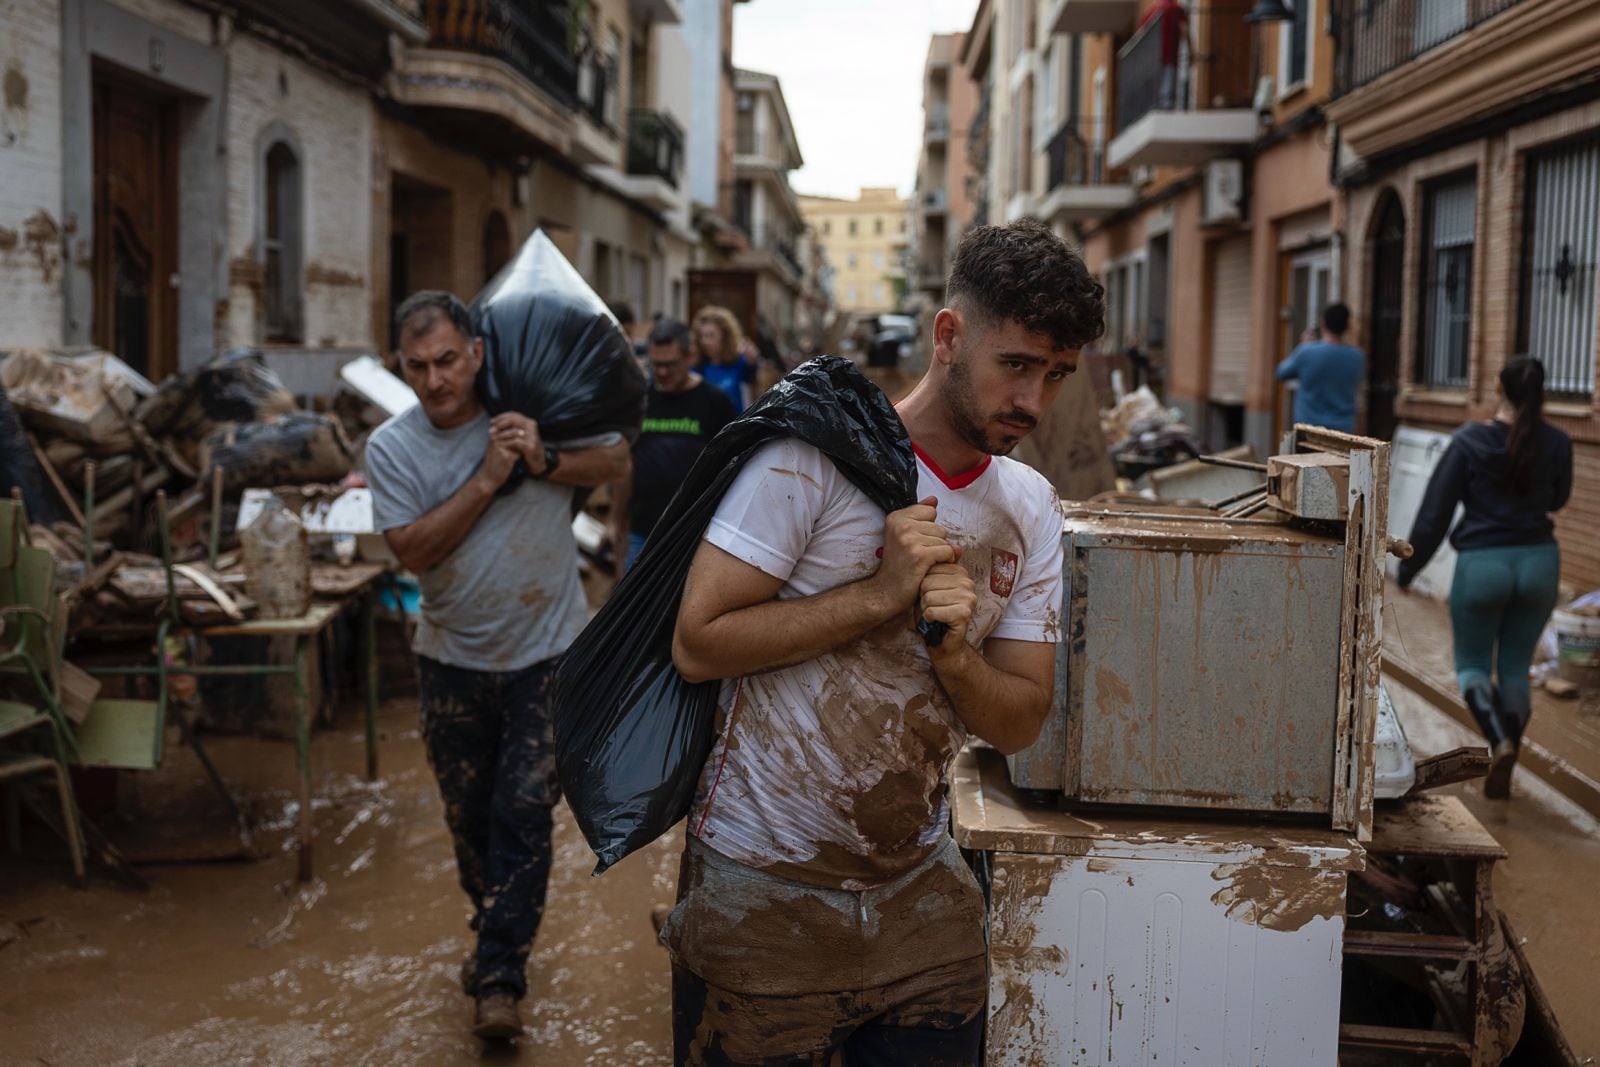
[990, 549, 1019, 597]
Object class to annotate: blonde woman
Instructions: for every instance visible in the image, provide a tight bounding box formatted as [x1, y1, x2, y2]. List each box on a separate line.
[692, 305, 758, 413]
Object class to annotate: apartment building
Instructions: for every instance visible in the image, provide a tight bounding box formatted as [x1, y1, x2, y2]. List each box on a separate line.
[910, 32, 981, 312]
[1329, 0, 1600, 590]
[1, 0, 698, 393]
[799, 188, 910, 316]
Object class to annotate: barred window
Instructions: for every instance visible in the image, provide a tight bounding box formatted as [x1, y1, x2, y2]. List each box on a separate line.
[1519, 136, 1600, 397]
[1416, 173, 1476, 390]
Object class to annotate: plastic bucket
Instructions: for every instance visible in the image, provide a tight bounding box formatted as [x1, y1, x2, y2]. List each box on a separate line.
[1553, 609, 1600, 713]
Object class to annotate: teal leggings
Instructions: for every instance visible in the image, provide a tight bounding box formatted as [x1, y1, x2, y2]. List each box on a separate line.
[1450, 543, 1561, 731]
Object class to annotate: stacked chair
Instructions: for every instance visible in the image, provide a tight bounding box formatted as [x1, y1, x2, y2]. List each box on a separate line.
[0, 497, 162, 885]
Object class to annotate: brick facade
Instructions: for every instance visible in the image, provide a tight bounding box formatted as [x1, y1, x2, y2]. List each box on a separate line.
[1343, 97, 1600, 591]
[1, 0, 66, 349]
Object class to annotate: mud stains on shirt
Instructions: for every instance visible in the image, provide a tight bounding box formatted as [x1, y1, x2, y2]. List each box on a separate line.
[690, 438, 1065, 889]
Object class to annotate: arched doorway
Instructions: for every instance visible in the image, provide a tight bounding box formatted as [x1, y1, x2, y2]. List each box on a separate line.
[482, 210, 511, 288]
[1366, 190, 1406, 440]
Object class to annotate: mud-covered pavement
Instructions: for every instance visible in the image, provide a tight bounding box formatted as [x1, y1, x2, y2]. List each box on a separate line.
[0, 698, 679, 1066]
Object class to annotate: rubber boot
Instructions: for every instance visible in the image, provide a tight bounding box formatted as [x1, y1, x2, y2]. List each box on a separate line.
[1467, 682, 1516, 800]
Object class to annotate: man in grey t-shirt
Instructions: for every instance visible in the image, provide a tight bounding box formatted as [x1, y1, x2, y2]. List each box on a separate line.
[364, 291, 629, 1041]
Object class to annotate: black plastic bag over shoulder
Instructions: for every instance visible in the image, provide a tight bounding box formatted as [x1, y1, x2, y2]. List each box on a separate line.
[552, 356, 945, 874]
[470, 229, 647, 444]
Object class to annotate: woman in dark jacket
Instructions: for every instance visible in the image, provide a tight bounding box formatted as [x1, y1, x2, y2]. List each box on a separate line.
[1399, 357, 1572, 798]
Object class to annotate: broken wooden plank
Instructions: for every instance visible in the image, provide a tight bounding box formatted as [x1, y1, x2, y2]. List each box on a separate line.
[1410, 747, 1492, 794]
[171, 563, 244, 622]
[26, 432, 86, 528]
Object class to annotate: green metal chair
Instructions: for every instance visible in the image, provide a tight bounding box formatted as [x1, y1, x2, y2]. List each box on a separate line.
[0, 500, 86, 882]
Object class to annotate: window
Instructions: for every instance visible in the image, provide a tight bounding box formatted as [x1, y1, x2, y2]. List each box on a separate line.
[846, 285, 858, 304]
[849, 219, 858, 236]
[899, 218, 906, 233]
[1417, 173, 1477, 390]
[848, 251, 858, 269]
[1279, 0, 1313, 91]
[822, 220, 831, 236]
[482, 210, 511, 286]
[1519, 136, 1600, 396]
[262, 139, 302, 341]
[872, 251, 884, 269]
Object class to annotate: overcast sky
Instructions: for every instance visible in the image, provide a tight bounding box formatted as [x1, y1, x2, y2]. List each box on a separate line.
[732, 0, 981, 200]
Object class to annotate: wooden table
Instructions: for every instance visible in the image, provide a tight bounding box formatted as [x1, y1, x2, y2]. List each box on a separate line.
[184, 576, 386, 882]
[88, 563, 391, 881]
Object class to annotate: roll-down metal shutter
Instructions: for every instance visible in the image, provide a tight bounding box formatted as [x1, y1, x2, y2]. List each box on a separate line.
[1209, 235, 1253, 405]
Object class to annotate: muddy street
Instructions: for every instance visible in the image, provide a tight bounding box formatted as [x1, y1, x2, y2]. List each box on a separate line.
[0, 699, 679, 1066]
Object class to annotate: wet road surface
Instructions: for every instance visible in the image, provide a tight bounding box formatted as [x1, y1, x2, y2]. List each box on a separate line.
[3, 690, 1597, 1063]
[0, 698, 679, 1065]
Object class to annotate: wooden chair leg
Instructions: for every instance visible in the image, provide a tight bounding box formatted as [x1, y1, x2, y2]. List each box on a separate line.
[49, 763, 86, 887]
[46, 727, 87, 887]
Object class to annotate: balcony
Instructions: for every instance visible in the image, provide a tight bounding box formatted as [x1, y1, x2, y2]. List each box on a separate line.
[599, 108, 683, 213]
[1038, 124, 1135, 224]
[1327, 0, 1598, 160]
[1046, 0, 1139, 35]
[398, 1, 578, 154]
[629, 0, 683, 23]
[916, 256, 947, 292]
[922, 187, 949, 216]
[1106, 7, 1258, 170]
[926, 103, 951, 144]
[733, 222, 805, 286]
[571, 52, 619, 166]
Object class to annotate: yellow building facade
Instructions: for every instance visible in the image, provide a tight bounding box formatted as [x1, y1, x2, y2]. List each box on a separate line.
[799, 187, 909, 316]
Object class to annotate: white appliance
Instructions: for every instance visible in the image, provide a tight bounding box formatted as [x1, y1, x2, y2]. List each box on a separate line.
[954, 748, 1358, 1067]
[1387, 426, 1460, 599]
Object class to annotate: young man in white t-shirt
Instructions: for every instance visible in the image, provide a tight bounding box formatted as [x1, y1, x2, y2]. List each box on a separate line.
[662, 218, 1105, 1065]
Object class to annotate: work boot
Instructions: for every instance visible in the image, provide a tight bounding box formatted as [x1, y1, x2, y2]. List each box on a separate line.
[1466, 683, 1516, 800]
[1464, 682, 1511, 748]
[473, 988, 522, 1040]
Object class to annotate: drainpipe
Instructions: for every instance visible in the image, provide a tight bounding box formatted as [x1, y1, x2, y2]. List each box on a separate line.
[1328, 123, 1343, 299]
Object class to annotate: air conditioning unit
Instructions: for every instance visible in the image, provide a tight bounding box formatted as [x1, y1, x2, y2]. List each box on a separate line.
[1203, 159, 1244, 225]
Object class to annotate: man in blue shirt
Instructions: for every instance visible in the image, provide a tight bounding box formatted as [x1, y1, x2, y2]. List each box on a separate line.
[1275, 303, 1366, 433]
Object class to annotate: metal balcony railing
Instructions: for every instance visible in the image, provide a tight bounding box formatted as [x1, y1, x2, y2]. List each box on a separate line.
[923, 187, 949, 212]
[1335, 0, 1527, 94]
[736, 128, 764, 156]
[736, 223, 804, 277]
[577, 52, 614, 128]
[926, 103, 951, 139]
[1046, 123, 1091, 189]
[1114, 4, 1256, 135]
[627, 109, 683, 187]
[420, 0, 578, 107]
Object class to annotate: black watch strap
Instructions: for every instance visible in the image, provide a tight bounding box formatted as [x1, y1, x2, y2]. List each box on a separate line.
[538, 444, 561, 479]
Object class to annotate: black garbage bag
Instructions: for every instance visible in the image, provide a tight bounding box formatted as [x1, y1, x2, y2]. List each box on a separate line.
[552, 356, 946, 874]
[200, 411, 355, 492]
[470, 230, 647, 444]
[135, 347, 297, 439]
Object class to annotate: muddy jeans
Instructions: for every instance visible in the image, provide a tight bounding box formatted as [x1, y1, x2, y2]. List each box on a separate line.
[417, 655, 559, 1000]
[661, 836, 988, 1066]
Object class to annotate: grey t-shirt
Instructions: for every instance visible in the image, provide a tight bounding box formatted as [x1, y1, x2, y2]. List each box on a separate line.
[364, 405, 587, 672]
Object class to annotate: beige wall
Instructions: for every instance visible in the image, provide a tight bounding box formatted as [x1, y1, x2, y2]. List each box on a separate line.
[801, 189, 910, 315]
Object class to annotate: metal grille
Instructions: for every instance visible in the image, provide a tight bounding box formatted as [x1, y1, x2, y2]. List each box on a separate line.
[1522, 137, 1600, 396]
[1336, 0, 1525, 94]
[1418, 175, 1476, 389]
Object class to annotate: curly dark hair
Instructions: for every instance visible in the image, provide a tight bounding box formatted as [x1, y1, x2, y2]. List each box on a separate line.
[946, 218, 1105, 350]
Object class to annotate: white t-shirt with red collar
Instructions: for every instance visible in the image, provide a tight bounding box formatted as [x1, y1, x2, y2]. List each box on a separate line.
[688, 436, 1065, 890]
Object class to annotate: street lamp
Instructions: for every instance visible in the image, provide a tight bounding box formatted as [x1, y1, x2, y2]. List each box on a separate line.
[1243, 0, 1293, 23]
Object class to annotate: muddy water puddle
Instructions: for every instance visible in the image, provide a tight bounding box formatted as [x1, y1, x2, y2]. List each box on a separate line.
[0, 700, 678, 1066]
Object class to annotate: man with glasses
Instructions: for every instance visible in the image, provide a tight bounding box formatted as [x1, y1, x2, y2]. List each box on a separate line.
[609, 319, 737, 571]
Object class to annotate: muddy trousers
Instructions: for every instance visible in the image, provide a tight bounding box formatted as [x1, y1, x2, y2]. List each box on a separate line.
[1450, 543, 1561, 734]
[416, 655, 559, 1000]
[663, 837, 987, 1066]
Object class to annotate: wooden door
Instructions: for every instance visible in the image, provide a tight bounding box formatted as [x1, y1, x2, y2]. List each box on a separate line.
[92, 76, 177, 380]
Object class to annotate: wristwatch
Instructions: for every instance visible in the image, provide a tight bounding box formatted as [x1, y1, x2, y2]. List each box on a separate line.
[535, 444, 561, 479]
